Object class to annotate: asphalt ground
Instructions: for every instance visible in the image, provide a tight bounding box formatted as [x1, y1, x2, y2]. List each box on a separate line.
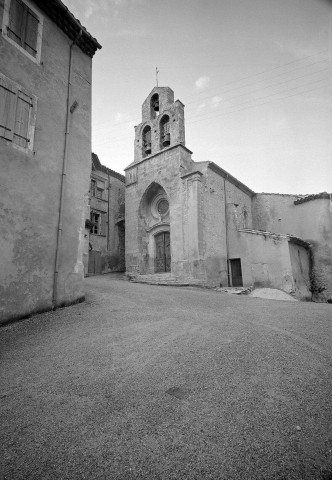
[1, 274, 331, 480]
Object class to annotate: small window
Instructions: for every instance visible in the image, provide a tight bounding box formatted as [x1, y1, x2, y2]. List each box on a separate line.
[91, 179, 105, 199]
[142, 126, 151, 157]
[90, 211, 106, 236]
[90, 179, 96, 196]
[90, 211, 100, 235]
[2, 0, 43, 62]
[96, 188, 103, 199]
[0, 73, 36, 150]
[160, 115, 170, 149]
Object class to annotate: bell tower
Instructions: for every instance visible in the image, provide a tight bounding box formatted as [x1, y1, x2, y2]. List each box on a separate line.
[134, 87, 186, 163]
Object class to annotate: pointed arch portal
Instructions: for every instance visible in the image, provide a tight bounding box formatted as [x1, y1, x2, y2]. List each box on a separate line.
[139, 182, 171, 274]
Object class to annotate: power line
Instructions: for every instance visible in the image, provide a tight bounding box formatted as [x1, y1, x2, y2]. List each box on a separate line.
[186, 81, 332, 126]
[184, 49, 329, 100]
[93, 80, 331, 149]
[92, 49, 329, 133]
[184, 58, 331, 108]
[185, 67, 332, 123]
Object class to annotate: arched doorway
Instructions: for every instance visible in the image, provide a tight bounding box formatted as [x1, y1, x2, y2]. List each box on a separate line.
[138, 182, 171, 274]
[155, 231, 171, 272]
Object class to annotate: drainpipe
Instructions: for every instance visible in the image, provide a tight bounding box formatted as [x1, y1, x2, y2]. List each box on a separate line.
[52, 29, 82, 309]
[224, 176, 230, 286]
[107, 172, 110, 254]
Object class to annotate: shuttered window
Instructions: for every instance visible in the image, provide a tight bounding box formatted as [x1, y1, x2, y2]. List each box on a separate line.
[100, 213, 107, 236]
[0, 78, 16, 140]
[7, 0, 39, 57]
[0, 74, 35, 149]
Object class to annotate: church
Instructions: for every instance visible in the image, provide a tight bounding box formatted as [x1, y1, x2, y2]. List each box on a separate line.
[124, 86, 332, 302]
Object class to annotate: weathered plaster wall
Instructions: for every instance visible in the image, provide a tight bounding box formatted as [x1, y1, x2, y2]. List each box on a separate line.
[232, 231, 311, 299]
[195, 163, 253, 287]
[288, 242, 311, 300]
[200, 166, 227, 285]
[253, 194, 332, 301]
[0, 4, 92, 323]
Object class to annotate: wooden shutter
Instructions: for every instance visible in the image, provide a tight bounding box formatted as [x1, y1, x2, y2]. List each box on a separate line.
[24, 7, 38, 57]
[7, 0, 24, 45]
[100, 213, 107, 236]
[13, 90, 32, 147]
[0, 77, 17, 141]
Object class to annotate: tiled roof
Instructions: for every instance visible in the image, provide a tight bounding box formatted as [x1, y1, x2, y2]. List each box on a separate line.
[33, 0, 101, 57]
[238, 228, 311, 248]
[294, 192, 330, 205]
[92, 153, 125, 183]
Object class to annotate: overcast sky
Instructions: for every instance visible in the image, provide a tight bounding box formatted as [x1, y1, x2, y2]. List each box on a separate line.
[65, 0, 331, 194]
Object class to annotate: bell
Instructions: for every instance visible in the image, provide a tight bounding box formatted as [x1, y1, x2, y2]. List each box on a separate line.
[153, 100, 159, 111]
[162, 133, 170, 147]
[144, 142, 151, 154]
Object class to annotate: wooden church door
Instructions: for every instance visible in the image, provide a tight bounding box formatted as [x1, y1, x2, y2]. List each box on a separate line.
[155, 232, 171, 273]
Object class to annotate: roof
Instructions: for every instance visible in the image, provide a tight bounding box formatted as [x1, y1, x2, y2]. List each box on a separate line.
[294, 192, 331, 205]
[33, 0, 101, 57]
[92, 153, 125, 183]
[238, 228, 311, 249]
[207, 162, 255, 197]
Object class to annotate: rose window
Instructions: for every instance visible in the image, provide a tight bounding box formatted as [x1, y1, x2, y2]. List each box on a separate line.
[157, 199, 169, 216]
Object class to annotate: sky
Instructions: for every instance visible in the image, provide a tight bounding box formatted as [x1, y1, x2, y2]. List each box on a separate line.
[64, 0, 332, 194]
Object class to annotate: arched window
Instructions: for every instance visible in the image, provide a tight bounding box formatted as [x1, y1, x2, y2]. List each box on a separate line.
[142, 125, 151, 157]
[150, 93, 159, 119]
[160, 115, 170, 148]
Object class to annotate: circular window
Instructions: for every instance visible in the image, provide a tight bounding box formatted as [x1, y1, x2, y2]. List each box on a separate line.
[150, 193, 169, 219]
[157, 199, 169, 216]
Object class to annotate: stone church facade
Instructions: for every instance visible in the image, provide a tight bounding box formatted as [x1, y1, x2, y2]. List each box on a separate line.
[124, 86, 332, 302]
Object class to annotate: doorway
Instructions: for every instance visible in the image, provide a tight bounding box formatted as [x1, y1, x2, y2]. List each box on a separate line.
[155, 231, 171, 273]
[88, 250, 102, 275]
[230, 258, 243, 286]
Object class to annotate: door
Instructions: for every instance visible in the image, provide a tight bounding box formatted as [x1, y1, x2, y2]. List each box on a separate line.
[88, 250, 102, 275]
[230, 258, 243, 287]
[155, 232, 171, 273]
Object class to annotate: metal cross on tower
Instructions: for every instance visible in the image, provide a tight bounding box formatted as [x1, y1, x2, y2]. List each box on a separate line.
[156, 67, 159, 87]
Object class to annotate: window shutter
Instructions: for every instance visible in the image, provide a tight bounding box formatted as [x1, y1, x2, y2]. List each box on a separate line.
[13, 91, 31, 147]
[0, 77, 17, 141]
[24, 7, 38, 57]
[100, 213, 107, 236]
[7, 0, 24, 45]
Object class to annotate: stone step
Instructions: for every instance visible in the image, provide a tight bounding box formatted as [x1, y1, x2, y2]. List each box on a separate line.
[129, 273, 189, 287]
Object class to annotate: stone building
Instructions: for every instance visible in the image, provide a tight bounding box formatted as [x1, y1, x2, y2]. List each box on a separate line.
[0, 0, 101, 324]
[125, 86, 332, 302]
[84, 153, 125, 276]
